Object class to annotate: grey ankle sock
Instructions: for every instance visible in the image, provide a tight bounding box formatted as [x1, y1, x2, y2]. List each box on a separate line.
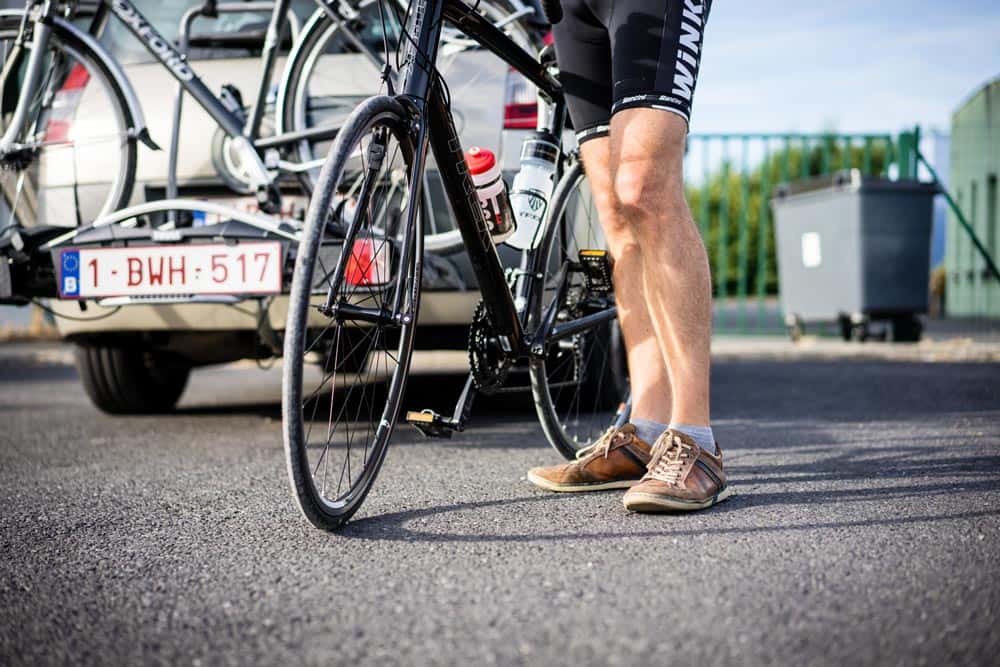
[630, 418, 669, 446]
[669, 423, 718, 455]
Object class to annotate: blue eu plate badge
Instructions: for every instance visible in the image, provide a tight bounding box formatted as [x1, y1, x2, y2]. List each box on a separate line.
[60, 250, 80, 297]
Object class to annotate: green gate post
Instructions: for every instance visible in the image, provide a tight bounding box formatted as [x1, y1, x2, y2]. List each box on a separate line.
[717, 137, 731, 326]
[897, 126, 920, 180]
[700, 138, 710, 240]
[756, 141, 772, 327]
[737, 139, 751, 332]
[800, 136, 809, 179]
[821, 135, 831, 175]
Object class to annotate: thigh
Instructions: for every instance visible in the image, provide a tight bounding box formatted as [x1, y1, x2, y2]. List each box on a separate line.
[609, 0, 712, 127]
[552, 0, 614, 144]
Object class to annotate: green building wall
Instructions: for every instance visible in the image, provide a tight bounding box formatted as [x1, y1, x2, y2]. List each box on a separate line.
[947, 77, 999, 317]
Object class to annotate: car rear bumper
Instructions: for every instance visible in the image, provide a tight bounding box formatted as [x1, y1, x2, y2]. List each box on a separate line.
[48, 290, 480, 336]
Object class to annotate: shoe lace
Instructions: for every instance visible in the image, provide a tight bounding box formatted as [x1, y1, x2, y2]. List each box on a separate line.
[575, 426, 628, 461]
[646, 432, 692, 485]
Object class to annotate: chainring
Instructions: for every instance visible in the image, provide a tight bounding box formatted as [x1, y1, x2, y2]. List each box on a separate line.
[468, 301, 513, 395]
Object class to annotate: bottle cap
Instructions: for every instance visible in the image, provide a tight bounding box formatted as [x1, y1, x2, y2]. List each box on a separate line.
[465, 147, 497, 175]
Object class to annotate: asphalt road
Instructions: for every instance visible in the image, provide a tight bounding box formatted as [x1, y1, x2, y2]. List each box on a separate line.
[1, 346, 998, 666]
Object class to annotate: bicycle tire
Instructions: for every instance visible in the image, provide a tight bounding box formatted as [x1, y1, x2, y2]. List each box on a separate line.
[528, 159, 629, 460]
[0, 11, 136, 226]
[282, 94, 421, 530]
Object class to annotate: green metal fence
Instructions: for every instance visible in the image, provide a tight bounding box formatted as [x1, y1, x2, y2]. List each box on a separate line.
[684, 132, 898, 334]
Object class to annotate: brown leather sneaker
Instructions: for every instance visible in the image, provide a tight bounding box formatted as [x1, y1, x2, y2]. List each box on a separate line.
[622, 429, 733, 512]
[527, 424, 653, 492]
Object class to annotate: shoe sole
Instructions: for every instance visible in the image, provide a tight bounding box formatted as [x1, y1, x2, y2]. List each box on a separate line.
[622, 486, 734, 512]
[527, 470, 640, 493]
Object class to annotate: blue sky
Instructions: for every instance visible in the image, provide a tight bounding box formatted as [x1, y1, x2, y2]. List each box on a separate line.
[691, 0, 1000, 135]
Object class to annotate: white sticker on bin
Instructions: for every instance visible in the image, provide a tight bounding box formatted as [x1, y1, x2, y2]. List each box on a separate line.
[801, 232, 822, 268]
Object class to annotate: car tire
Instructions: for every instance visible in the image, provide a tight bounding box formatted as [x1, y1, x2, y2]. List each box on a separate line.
[74, 344, 190, 414]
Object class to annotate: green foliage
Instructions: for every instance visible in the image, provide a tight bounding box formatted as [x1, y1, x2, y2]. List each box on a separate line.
[686, 137, 893, 296]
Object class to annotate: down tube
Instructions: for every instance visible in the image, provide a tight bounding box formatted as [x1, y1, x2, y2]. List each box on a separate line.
[426, 89, 524, 347]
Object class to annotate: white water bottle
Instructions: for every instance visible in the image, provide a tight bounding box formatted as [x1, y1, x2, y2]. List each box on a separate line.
[465, 147, 516, 244]
[506, 131, 559, 250]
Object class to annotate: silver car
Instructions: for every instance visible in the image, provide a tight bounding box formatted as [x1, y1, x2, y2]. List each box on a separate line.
[23, 0, 547, 411]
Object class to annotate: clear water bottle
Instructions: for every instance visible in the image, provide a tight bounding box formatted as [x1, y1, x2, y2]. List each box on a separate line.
[465, 147, 516, 244]
[506, 131, 559, 250]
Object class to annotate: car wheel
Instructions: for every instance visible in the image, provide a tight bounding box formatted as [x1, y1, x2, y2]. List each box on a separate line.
[74, 344, 190, 414]
[891, 315, 922, 343]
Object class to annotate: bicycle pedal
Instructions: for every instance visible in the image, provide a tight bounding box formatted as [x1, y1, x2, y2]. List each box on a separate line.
[405, 410, 455, 439]
[578, 249, 613, 293]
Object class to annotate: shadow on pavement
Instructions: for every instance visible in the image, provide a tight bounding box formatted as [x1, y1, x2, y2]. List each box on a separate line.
[338, 432, 1000, 542]
[338, 493, 1000, 544]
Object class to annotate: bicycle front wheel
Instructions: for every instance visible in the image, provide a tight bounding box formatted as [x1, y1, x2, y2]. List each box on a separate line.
[0, 12, 136, 229]
[282, 96, 421, 530]
[528, 159, 630, 460]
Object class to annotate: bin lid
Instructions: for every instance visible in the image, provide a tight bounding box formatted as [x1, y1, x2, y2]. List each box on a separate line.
[772, 169, 939, 203]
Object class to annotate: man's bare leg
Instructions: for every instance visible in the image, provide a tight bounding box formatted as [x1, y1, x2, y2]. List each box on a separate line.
[577, 137, 672, 426]
[609, 109, 712, 427]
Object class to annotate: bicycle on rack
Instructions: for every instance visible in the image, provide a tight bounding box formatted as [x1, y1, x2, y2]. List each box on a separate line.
[282, 0, 629, 530]
[0, 0, 541, 241]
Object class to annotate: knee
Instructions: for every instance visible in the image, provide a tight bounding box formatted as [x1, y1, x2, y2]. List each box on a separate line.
[614, 162, 678, 217]
[613, 162, 690, 240]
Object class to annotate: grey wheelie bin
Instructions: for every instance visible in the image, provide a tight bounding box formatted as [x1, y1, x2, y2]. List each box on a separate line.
[771, 169, 938, 342]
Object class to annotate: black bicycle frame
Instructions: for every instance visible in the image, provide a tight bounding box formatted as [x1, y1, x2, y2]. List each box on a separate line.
[399, 0, 566, 352]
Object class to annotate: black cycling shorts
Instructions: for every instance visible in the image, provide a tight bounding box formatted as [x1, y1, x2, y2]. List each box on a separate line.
[552, 0, 712, 143]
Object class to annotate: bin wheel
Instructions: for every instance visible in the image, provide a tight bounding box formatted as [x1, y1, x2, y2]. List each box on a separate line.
[850, 321, 870, 342]
[787, 316, 804, 342]
[838, 315, 853, 342]
[891, 315, 922, 342]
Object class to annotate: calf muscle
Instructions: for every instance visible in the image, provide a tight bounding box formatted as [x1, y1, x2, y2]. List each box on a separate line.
[578, 138, 672, 424]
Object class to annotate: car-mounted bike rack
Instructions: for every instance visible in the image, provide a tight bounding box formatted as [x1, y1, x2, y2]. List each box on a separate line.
[41, 198, 300, 251]
[166, 1, 303, 224]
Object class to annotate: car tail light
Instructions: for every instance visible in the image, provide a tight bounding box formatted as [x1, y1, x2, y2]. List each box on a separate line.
[44, 63, 90, 144]
[345, 238, 390, 287]
[503, 67, 537, 130]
